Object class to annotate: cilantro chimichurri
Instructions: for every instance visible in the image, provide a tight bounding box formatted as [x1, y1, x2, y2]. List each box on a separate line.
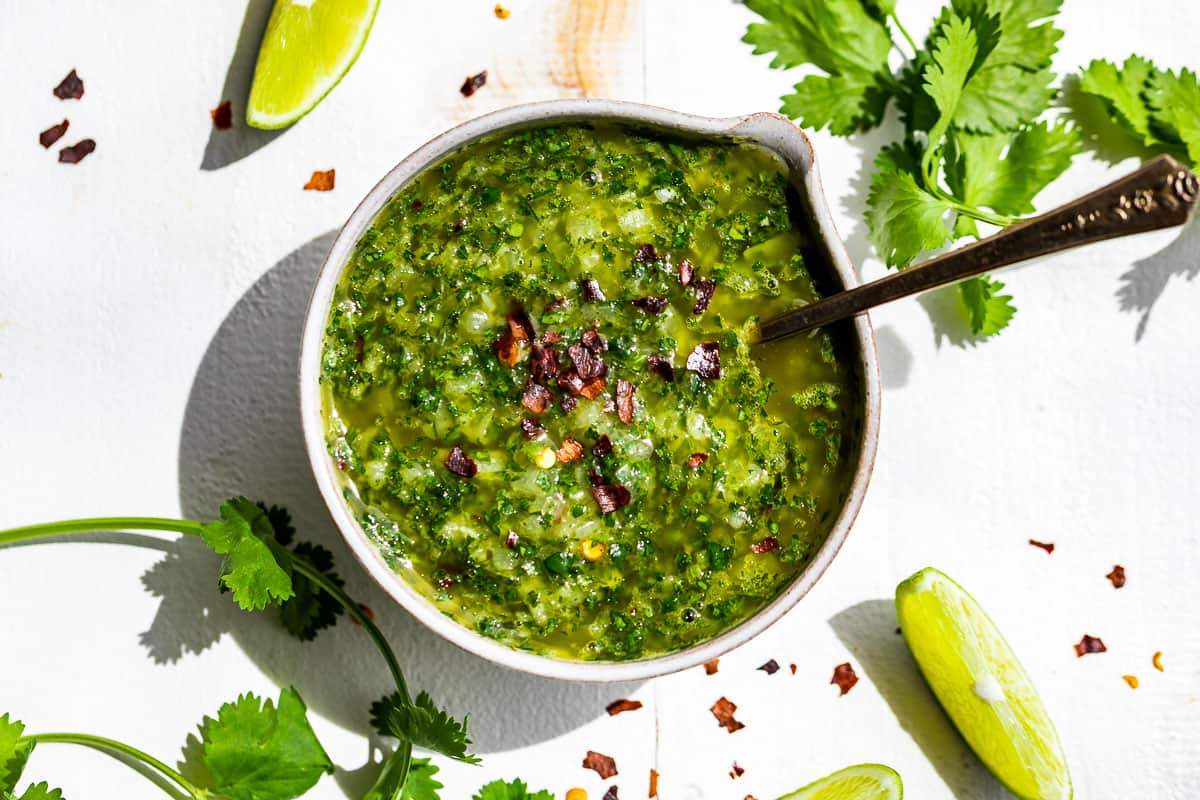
[321, 123, 861, 661]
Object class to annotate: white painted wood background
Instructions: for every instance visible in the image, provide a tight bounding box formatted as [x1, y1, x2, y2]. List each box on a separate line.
[1, 1, 1197, 798]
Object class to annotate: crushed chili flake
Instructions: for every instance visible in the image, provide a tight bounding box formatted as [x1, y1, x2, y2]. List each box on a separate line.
[494, 3, 511, 19]
[546, 296, 569, 312]
[410, 199, 424, 210]
[543, 329, 564, 344]
[1028, 539, 1055, 554]
[558, 367, 586, 396]
[605, 698, 643, 716]
[692, 277, 717, 314]
[789, 663, 797, 675]
[450, 217, 467, 233]
[591, 481, 631, 514]
[750, 536, 779, 554]
[350, 603, 375, 626]
[210, 100, 233, 129]
[831, 662, 858, 695]
[703, 659, 719, 675]
[581, 278, 607, 302]
[460, 70, 488, 97]
[646, 354, 675, 382]
[729, 763, 745, 779]
[687, 452, 708, 470]
[592, 435, 613, 458]
[557, 437, 585, 464]
[336, 459, 350, 471]
[580, 376, 608, 400]
[582, 751, 618, 779]
[354, 335, 366, 363]
[758, 659, 780, 675]
[445, 446, 478, 478]
[649, 769, 659, 798]
[522, 381, 553, 414]
[1074, 635, 1107, 657]
[582, 327, 608, 353]
[508, 308, 536, 342]
[686, 342, 721, 379]
[1107, 565, 1126, 588]
[53, 69, 84, 100]
[677, 259, 695, 286]
[58, 139, 96, 164]
[505, 530, 519, 549]
[560, 394, 579, 414]
[39, 119, 69, 148]
[569, 342, 607, 380]
[616, 379, 636, 424]
[1122, 674, 1139, 689]
[1153, 651, 1164, 671]
[495, 332, 520, 368]
[635, 243, 659, 262]
[304, 169, 336, 191]
[603, 788, 619, 800]
[709, 697, 745, 733]
[531, 344, 560, 382]
[521, 417, 546, 440]
[632, 296, 668, 314]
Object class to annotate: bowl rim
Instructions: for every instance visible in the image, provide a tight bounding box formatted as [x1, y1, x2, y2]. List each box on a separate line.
[298, 99, 881, 682]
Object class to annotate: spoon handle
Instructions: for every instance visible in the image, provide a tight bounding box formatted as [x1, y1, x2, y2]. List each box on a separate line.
[757, 155, 1199, 343]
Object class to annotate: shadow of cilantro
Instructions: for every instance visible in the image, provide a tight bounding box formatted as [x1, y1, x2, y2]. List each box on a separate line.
[829, 599, 1005, 800]
[1115, 213, 1200, 341]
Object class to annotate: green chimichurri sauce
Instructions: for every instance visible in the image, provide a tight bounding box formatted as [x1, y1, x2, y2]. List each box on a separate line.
[321, 123, 861, 661]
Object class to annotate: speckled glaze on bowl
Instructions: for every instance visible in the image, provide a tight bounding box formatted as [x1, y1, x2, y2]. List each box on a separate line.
[299, 100, 881, 682]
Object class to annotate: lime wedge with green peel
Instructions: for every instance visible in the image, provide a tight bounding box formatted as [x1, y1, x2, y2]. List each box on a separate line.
[779, 764, 902, 800]
[895, 567, 1071, 800]
[246, 0, 381, 129]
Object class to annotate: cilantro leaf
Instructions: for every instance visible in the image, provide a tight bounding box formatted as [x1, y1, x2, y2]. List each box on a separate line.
[867, 144, 954, 267]
[201, 498, 294, 611]
[1145, 67, 1200, 166]
[954, 65, 1055, 133]
[370, 693, 480, 765]
[922, 14, 979, 153]
[959, 275, 1016, 335]
[402, 758, 443, 800]
[364, 753, 442, 800]
[473, 778, 555, 800]
[744, 0, 896, 133]
[280, 542, 345, 641]
[11, 784, 62, 800]
[198, 688, 333, 800]
[0, 714, 33, 795]
[968, 0, 1062, 70]
[1078, 56, 1159, 144]
[947, 120, 1081, 215]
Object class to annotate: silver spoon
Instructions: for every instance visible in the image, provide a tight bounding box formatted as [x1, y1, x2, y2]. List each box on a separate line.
[757, 155, 1199, 343]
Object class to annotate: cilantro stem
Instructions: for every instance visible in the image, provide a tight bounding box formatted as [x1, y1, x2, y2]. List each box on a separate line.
[890, 14, 919, 56]
[0, 517, 203, 547]
[22, 732, 202, 798]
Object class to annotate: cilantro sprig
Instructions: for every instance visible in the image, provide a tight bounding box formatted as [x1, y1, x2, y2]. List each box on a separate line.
[0, 498, 479, 798]
[0, 690, 332, 800]
[744, 0, 1082, 337]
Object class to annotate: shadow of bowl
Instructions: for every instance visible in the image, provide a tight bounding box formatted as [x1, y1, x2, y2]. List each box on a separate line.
[173, 232, 640, 753]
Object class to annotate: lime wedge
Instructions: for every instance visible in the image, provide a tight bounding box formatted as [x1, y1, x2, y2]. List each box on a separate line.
[895, 567, 1071, 800]
[779, 764, 902, 800]
[246, 0, 381, 129]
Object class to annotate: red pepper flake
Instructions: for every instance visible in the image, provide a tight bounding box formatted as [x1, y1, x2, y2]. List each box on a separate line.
[582, 750, 618, 779]
[445, 446, 478, 478]
[39, 119, 69, 148]
[542, 329, 564, 344]
[569, 342, 607, 381]
[530, 344, 560, 383]
[451, 217, 467, 233]
[335, 459, 350, 471]
[703, 659, 720, 675]
[546, 296, 569, 313]
[692, 277, 717, 315]
[1028, 539, 1055, 554]
[354, 335, 365, 363]
[677, 260, 695, 286]
[1107, 565, 1126, 588]
[505, 530, 519, 549]
[304, 169, 336, 191]
[520, 418, 546, 440]
[603, 789, 619, 800]
[729, 763, 745, 779]
[831, 662, 858, 695]
[460, 70, 488, 97]
[709, 697, 745, 733]
[632, 296, 668, 314]
[1074, 635, 1107, 657]
[581, 278, 607, 302]
[507, 308, 536, 343]
[616, 379, 636, 424]
[591, 481, 631, 514]
[758, 659, 780, 675]
[687, 452, 708, 470]
[750, 536, 779, 554]
[646, 354, 675, 382]
[605, 698, 643, 716]
[789, 663, 797, 675]
[635, 243, 659, 262]
[580, 376, 609, 400]
[557, 437, 585, 464]
[560, 394, 579, 414]
[649, 769, 659, 798]
[495, 332, 520, 368]
[582, 328, 608, 354]
[686, 342, 721, 379]
[210, 100, 233, 129]
[53, 69, 84, 100]
[592, 435, 613, 458]
[411, 199, 424, 210]
[58, 139, 96, 164]
[522, 381, 552, 414]
[558, 367, 585, 396]
[350, 602, 376, 626]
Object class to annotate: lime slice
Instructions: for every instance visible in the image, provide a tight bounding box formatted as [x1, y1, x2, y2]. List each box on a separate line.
[779, 764, 902, 800]
[246, 0, 381, 129]
[895, 568, 1071, 800]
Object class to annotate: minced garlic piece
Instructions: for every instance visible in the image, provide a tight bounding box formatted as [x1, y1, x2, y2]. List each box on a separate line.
[534, 447, 557, 468]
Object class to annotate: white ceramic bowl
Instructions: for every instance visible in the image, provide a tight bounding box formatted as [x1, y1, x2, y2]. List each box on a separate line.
[299, 100, 881, 682]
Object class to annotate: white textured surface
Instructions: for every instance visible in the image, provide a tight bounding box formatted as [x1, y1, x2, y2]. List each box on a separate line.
[1, 1, 1197, 798]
